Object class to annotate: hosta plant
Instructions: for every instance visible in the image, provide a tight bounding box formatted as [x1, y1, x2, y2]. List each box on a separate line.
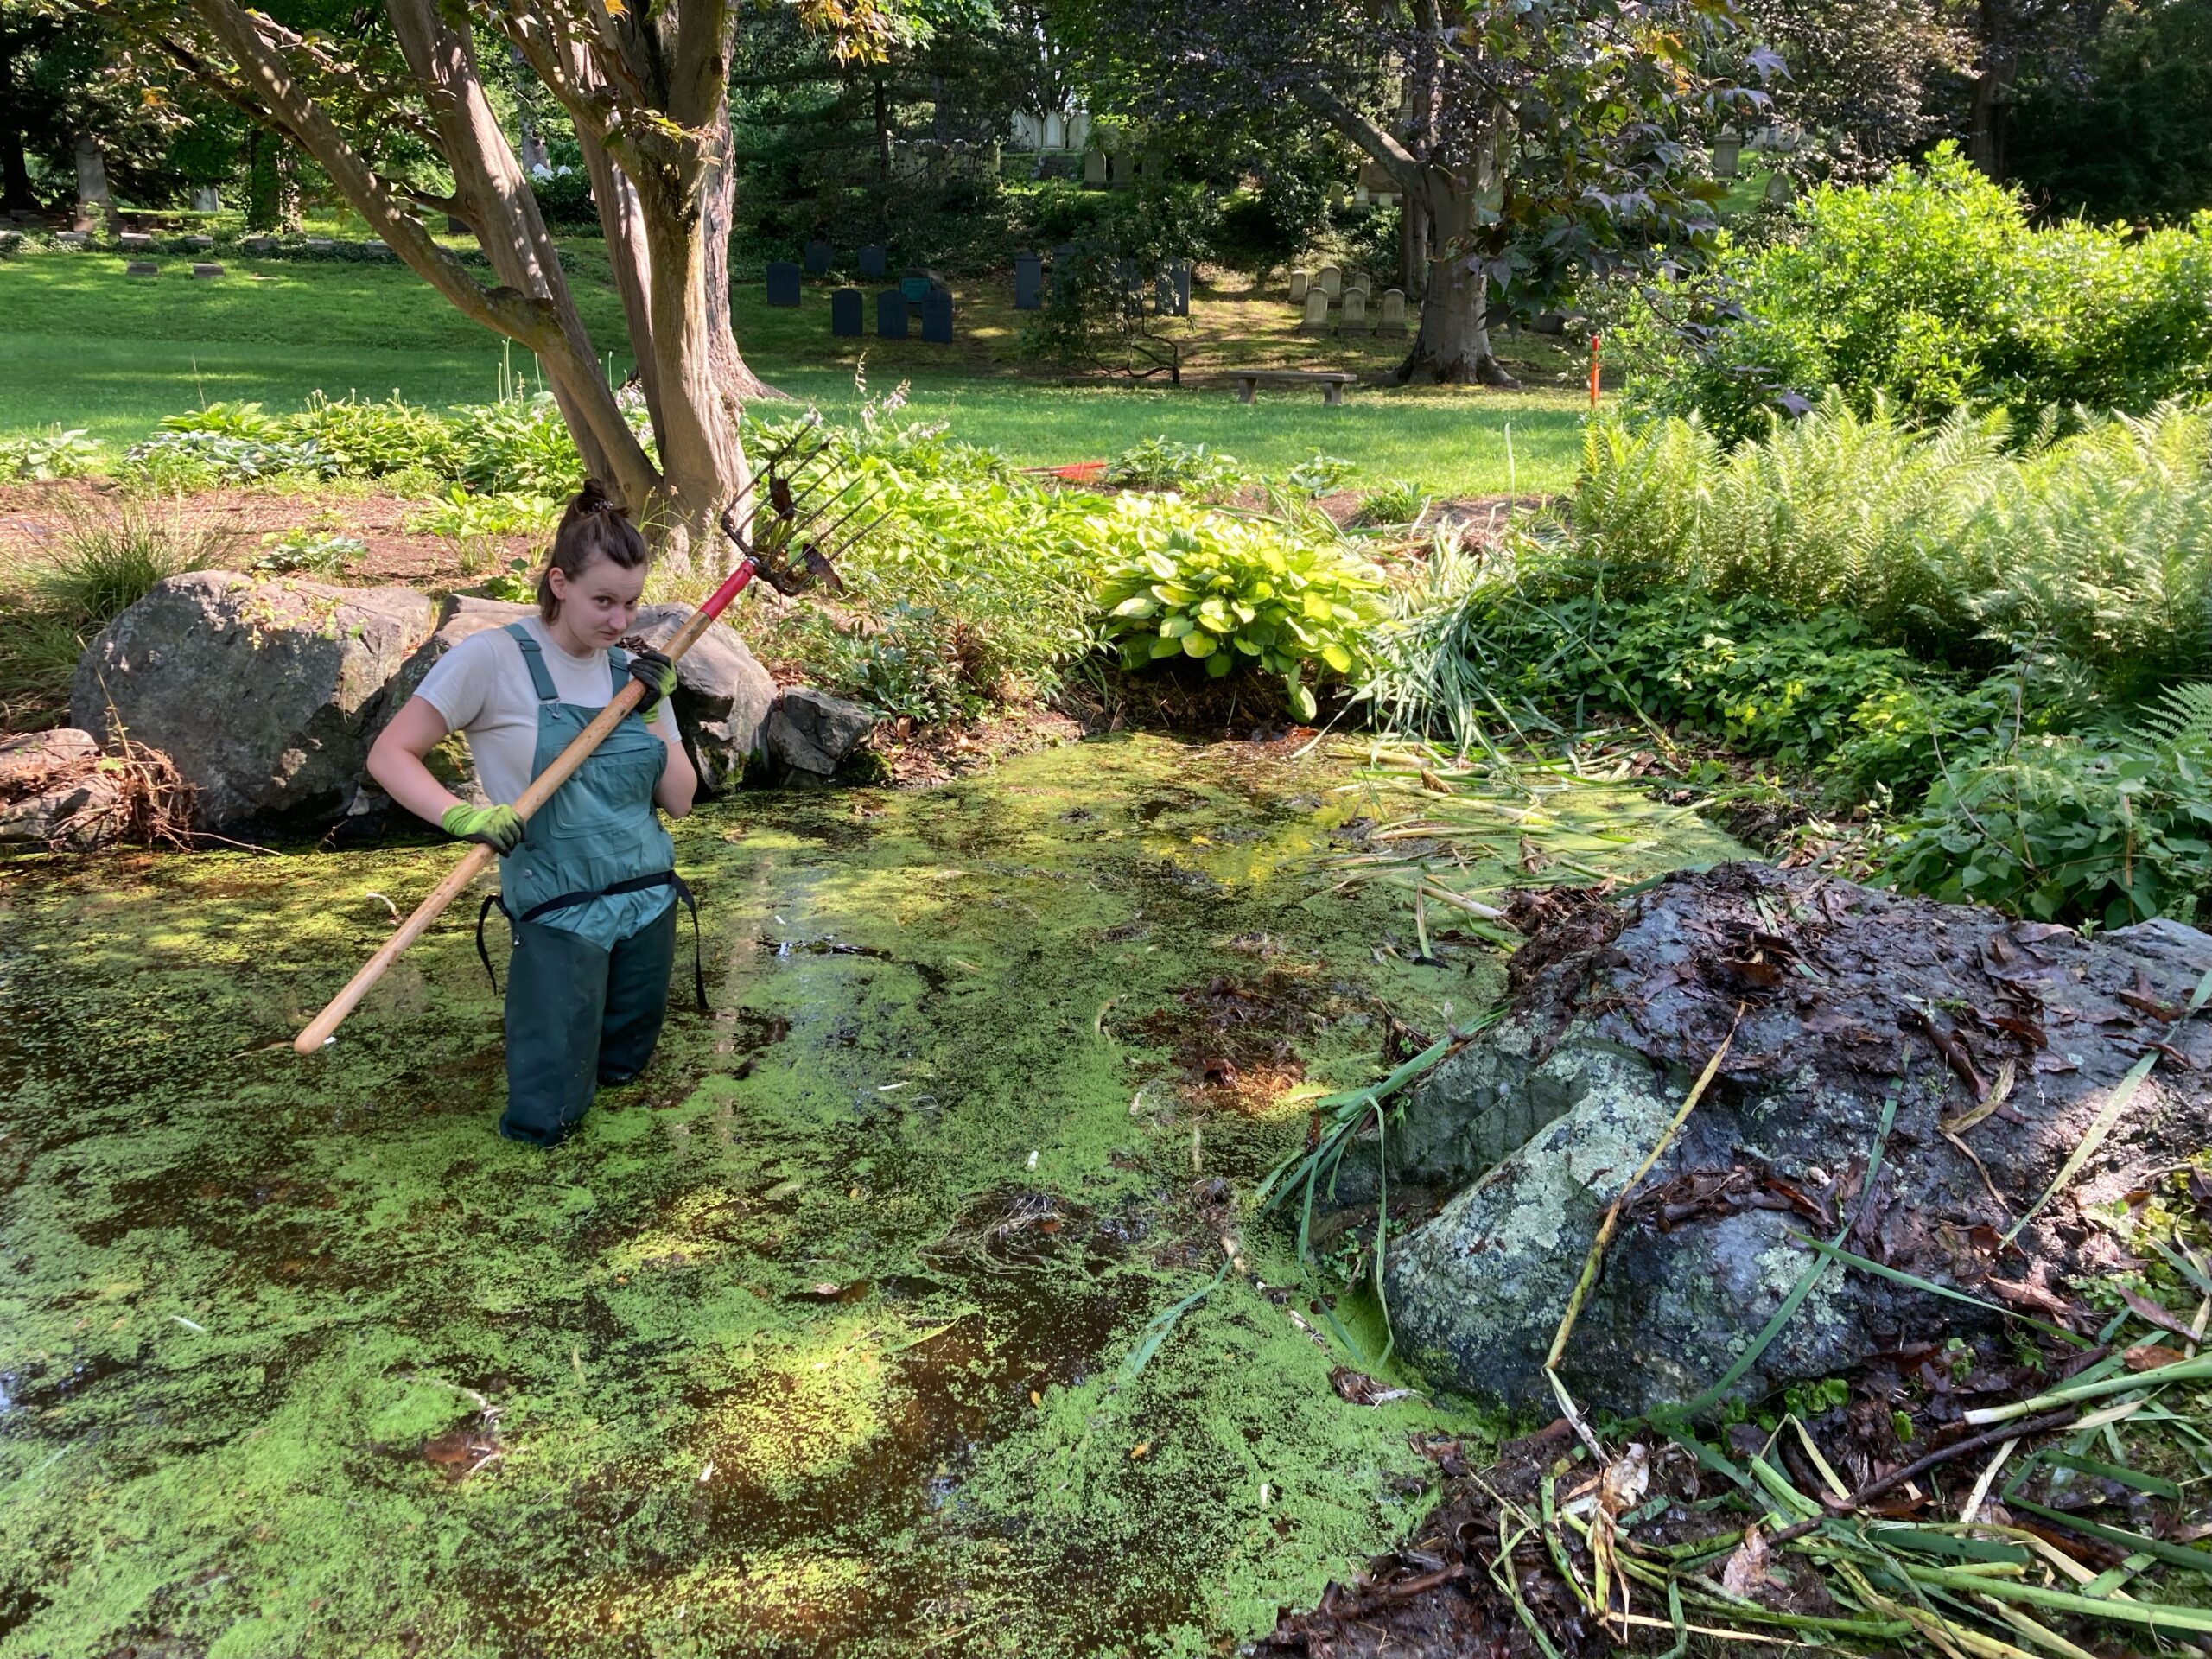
[1092, 494, 1387, 719]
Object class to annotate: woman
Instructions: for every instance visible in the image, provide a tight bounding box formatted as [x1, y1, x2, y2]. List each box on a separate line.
[368, 481, 698, 1147]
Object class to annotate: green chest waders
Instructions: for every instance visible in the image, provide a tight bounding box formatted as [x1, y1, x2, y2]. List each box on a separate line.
[473, 623, 705, 1146]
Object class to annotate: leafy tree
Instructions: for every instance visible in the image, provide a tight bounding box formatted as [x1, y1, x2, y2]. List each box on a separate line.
[2009, 0, 2212, 220]
[1738, 0, 1969, 181]
[3, 1, 200, 220]
[107, 0, 877, 563]
[1059, 0, 1764, 384]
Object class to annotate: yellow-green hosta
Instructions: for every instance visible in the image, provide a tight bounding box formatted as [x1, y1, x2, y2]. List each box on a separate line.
[1090, 493, 1388, 721]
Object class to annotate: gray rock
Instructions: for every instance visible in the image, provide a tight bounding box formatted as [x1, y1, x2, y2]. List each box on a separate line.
[625, 605, 776, 795]
[766, 688, 875, 782]
[73, 571, 435, 830]
[0, 729, 122, 850]
[1365, 865, 2212, 1417]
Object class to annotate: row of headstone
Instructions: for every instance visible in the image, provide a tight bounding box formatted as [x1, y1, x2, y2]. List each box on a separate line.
[1290, 265, 1368, 304]
[774, 245, 891, 291]
[1298, 287, 1408, 335]
[818, 284, 955, 342]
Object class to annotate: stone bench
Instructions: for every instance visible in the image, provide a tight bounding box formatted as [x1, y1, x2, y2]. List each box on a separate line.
[1229, 369, 1357, 406]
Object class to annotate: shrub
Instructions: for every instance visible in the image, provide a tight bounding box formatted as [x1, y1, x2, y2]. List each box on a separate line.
[448, 393, 584, 496]
[404, 488, 563, 540]
[1620, 145, 2212, 436]
[1285, 452, 1356, 497]
[37, 504, 219, 623]
[1883, 686, 2212, 928]
[1092, 493, 1388, 719]
[251, 528, 369, 577]
[1357, 480, 1429, 525]
[160, 401, 290, 442]
[121, 429, 336, 489]
[289, 394, 458, 478]
[1103, 437, 1248, 496]
[0, 427, 103, 481]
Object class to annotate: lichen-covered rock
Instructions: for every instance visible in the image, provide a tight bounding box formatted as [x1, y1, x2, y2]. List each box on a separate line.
[766, 687, 876, 783]
[626, 604, 775, 795]
[1373, 864, 2212, 1416]
[72, 571, 434, 830]
[0, 729, 123, 850]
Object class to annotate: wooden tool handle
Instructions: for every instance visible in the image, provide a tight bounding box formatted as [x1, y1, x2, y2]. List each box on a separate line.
[293, 559, 759, 1054]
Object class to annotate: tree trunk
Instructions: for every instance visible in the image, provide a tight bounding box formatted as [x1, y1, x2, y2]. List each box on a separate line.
[874, 76, 893, 181]
[1399, 201, 1428, 302]
[1395, 183, 1513, 385]
[0, 41, 34, 215]
[1967, 0, 2018, 177]
[72, 133, 111, 234]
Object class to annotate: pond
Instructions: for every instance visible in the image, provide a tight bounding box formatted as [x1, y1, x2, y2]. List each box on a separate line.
[0, 734, 1742, 1658]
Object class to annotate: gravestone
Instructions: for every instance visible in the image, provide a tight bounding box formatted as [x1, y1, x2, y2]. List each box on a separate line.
[1014, 251, 1042, 310]
[185, 234, 214, 251]
[1339, 289, 1368, 334]
[1379, 288, 1407, 335]
[804, 239, 833, 276]
[54, 231, 86, 248]
[1713, 129, 1743, 178]
[118, 232, 152, 251]
[1316, 264, 1342, 300]
[858, 244, 887, 279]
[303, 237, 334, 251]
[1764, 170, 1795, 204]
[447, 214, 469, 234]
[1113, 257, 1140, 301]
[830, 286, 863, 337]
[1345, 275, 1370, 303]
[1153, 261, 1191, 317]
[241, 235, 277, 256]
[876, 289, 909, 339]
[1172, 261, 1192, 317]
[1084, 149, 1108, 188]
[1288, 269, 1309, 305]
[765, 260, 802, 307]
[1298, 289, 1330, 334]
[192, 263, 224, 279]
[899, 273, 933, 306]
[124, 260, 157, 276]
[355, 241, 392, 260]
[919, 285, 953, 343]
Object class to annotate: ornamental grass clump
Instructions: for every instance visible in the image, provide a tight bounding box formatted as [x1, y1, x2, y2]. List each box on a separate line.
[1093, 494, 1387, 719]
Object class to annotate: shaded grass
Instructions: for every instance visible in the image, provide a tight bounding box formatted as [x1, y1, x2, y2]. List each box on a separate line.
[0, 247, 1587, 496]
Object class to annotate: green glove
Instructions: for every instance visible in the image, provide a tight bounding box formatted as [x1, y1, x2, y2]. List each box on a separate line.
[625, 646, 677, 720]
[441, 802, 525, 855]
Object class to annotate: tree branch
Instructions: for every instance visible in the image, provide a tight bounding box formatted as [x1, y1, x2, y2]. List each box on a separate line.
[1296, 79, 1426, 188]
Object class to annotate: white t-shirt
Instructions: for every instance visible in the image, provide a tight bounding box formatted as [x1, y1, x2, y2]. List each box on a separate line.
[414, 616, 679, 805]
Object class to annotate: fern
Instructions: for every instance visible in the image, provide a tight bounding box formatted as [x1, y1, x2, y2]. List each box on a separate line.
[2136, 682, 2212, 750]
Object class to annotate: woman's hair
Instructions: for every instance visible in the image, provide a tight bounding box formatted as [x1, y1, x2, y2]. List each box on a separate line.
[539, 480, 649, 621]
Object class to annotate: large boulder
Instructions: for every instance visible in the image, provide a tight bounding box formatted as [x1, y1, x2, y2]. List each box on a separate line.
[625, 604, 776, 795]
[766, 687, 876, 785]
[72, 572, 434, 830]
[1362, 863, 2212, 1416]
[0, 729, 123, 851]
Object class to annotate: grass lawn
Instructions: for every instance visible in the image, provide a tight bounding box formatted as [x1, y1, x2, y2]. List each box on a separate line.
[0, 244, 1590, 496]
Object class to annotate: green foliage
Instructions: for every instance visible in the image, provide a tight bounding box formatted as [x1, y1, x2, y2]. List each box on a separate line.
[1093, 493, 1388, 719]
[251, 529, 369, 578]
[120, 429, 337, 489]
[1623, 146, 2212, 436]
[1884, 718, 2212, 930]
[2011, 0, 2212, 224]
[404, 488, 563, 540]
[159, 400, 290, 442]
[1103, 436, 1248, 496]
[446, 392, 586, 497]
[1284, 452, 1355, 497]
[35, 505, 209, 625]
[288, 393, 459, 479]
[0, 426, 102, 481]
[1356, 480, 1429, 525]
[1567, 396, 2212, 691]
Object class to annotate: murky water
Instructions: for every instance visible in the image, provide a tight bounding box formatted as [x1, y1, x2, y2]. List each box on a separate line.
[0, 735, 1740, 1658]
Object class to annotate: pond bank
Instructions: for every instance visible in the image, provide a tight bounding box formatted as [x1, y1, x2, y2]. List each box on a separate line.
[0, 734, 1742, 1658]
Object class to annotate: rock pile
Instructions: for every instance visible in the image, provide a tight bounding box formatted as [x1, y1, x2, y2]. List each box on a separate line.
[1348, 863, 2212, 1415]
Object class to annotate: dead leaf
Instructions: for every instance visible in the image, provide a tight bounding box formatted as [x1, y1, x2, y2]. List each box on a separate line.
[1941, 1058, 2016, 1135]
[2123, 1343, 2190, 1371]
[1598, 1444, 1649, 1515]
[1129, 1442, 1150, 1459]
[1720, 1523, 1772, 1600]
[2119, 1285, 2200, 1343]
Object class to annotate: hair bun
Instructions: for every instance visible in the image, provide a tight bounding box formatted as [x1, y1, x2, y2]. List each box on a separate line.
[574, 479, 629, 519]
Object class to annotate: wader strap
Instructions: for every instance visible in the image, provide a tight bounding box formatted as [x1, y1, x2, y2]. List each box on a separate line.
[475, 871, 707, 1013]
[505, 622, 562, 702]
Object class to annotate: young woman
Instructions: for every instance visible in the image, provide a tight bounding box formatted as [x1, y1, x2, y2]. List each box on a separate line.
[368, 481, 698, 1147]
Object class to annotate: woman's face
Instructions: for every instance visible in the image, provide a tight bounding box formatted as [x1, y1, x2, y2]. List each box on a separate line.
[549, 555, 645, 651]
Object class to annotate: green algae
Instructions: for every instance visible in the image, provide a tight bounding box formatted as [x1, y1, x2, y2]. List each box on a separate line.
[0, 734, 1745, 1657]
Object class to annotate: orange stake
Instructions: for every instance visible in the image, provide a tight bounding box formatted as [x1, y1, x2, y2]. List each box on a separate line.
[1589, 332, 1603, 409]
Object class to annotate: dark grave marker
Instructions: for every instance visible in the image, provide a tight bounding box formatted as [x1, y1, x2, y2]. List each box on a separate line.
[1014, 251, 1042, 310]
[899, 273, 933, 305]
[858, 244, 887, 280]
[804, 239, 833, 276]
[765, 260, 802, 307]
[1172, 260, 1192, 316]
[830, 287, 863, 337]
[919, 285, 953, 343]
[124, 260, 157, 276]
[876, 289, 909, 338]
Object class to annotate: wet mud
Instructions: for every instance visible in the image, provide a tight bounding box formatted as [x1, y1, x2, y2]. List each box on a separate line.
[0, 735, 1742, 1658]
